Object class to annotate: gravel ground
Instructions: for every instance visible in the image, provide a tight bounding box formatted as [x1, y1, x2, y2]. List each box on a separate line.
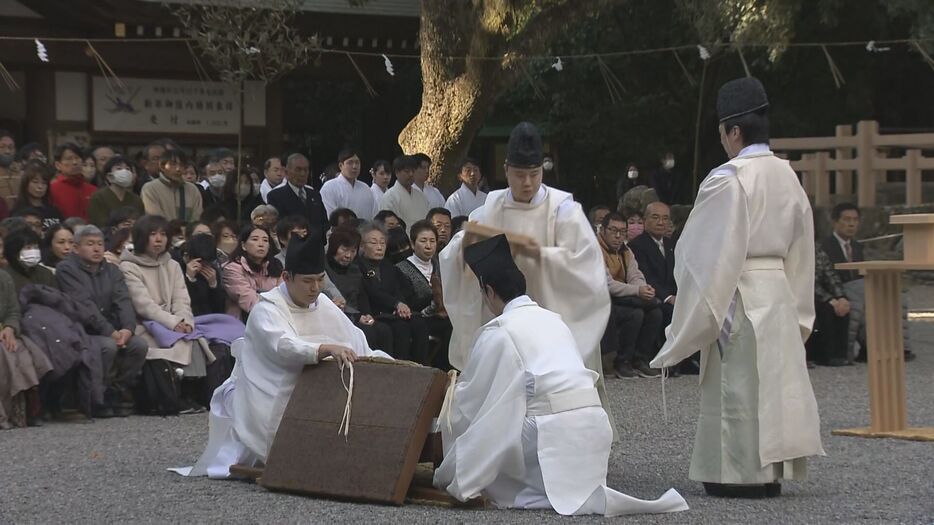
[2, 285, 933, 524]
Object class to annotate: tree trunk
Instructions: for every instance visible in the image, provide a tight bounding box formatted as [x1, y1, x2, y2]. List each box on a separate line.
[399, 0, 608, 191]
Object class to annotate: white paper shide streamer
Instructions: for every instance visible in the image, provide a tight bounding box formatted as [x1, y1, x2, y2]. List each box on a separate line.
[35, 39, 49, 62]
[697, 45, 711, 61]
[382, 54, 394, 76]
[551, 57, 563, 72]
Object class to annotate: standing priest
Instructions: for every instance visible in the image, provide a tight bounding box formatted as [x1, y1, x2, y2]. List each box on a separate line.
[439, 122, 612, 424]
[175, 231, 390, 479]
[434, 235, 688, 516]
[650, 77, 824, 497]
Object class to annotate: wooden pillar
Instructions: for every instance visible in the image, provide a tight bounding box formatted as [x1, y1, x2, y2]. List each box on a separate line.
[815, 151, 831, 207]
[856, 120, 878, 208]
[835, 124, 854, 197]
[863, 270, 907, 432]
[905, 149, 922, 207]
[801, 153, 816, 197]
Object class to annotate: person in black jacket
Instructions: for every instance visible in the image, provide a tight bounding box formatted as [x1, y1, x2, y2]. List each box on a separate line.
[357, 222, 428, 364]
[324, 226, 392, 353]
[266, 153, 328, 236]
[628, 201, 696, 372]
[180, 233, 227, 316]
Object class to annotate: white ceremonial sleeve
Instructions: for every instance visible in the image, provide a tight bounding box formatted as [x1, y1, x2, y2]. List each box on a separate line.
[439, 228, 484, 371]
[434, 326, 527, 501]
[651, 169, 750, 369]
[535, 201, 611, 366]
[248, 303, 322, 366]
[784, 205, 816, 342]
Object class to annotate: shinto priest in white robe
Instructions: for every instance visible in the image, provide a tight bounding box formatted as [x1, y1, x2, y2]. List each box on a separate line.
[434, 291, 688, 515]
[650, 142, 825, 484]
[439, 185, 613, 428]
[174, 283, 389, 478]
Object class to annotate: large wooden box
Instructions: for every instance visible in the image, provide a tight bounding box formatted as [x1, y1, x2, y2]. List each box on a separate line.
[260, 359, 447, 505]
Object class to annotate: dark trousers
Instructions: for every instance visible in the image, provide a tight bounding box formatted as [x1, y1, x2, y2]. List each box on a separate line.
[601, 302, 663, 366]
[95, 335, 148, 391]
[358, 320, 394, 355]
[809, 301, 849, 364]
[426, 316, 453, 371]
[384, 317, 429, 365]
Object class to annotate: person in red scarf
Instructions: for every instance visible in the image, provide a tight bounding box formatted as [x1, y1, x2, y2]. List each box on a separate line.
[49, 143, 96, 221]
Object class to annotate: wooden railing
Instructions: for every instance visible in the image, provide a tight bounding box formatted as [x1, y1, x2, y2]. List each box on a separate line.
[770, 120, 934, 207]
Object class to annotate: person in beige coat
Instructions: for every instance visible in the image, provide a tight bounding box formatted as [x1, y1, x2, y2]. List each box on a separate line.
[119, 215, 203, 382]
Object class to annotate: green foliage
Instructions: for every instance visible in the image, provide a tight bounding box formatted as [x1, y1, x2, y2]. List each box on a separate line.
[173, 0, 319, 85]
[487, 0, 934, 209]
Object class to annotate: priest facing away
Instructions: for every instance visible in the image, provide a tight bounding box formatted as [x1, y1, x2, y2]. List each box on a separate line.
[650, 77, 824, 498]
[434, 234, 688, 516]
[440, 121, 613, 428]
[175, 231, 390, 479]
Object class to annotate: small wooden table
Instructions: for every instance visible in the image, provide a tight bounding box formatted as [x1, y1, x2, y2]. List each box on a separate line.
[831, 214, 934, 442]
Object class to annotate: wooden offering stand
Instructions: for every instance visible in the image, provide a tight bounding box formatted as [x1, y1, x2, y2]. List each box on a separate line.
[229, 359, 485, 507]
[832, 213, 934, 442]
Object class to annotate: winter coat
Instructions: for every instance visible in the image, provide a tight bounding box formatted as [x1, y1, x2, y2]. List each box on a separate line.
[119, 249, 195, 365]
[18, 284, 105, 411]
[55, 254, 137, 336]
[221, 256, 281, 320]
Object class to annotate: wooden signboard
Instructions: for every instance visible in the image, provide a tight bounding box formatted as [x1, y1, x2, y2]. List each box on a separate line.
[260, 359, 448, 505]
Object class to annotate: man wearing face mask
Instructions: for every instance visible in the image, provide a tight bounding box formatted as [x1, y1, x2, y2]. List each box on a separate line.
[88, 156, 145, 228]
[615, 163, 645, 204]
[199, 160, 227, 214]
[440, 121, 615, 438]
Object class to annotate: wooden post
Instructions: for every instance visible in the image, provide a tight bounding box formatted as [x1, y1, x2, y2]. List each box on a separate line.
[863, 270, 907, 432]
[801, 153, 816, 198]
[905, 149, 922, 207]
[815, 152, 831, 207]
[835, 124, 854, 197]
[856, 120, 878, 207]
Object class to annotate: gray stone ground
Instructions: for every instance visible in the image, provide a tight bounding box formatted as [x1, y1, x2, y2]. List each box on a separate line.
[2, 283, 934, 524]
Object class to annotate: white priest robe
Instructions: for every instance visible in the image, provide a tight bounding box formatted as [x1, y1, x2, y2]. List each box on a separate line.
[416, 183, 446, 210]
[444, 183, 487, 218]
[649, 144, 825, 484]
[174, 284, 389, 478]
[434, 296, 688, 516]
[440, 185, 612, 421]
[320, 174, 378, 220]
[379, 182, 430, 231]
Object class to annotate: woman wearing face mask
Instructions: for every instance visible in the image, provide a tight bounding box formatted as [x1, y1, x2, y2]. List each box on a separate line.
[625, 211, 645, 243]
[395, 220, 451, 368]
[221, 224, 282, 321]
[223, 169, 262, 223]
[11, 161, 63, 231]
[211, 220, 238, 265]
[40, 224, 74, 271]
[358, 222, 428, 364]
[616, 163, 647, 203]
[2, 228, 57, 293]
[88, 155, 145, 228]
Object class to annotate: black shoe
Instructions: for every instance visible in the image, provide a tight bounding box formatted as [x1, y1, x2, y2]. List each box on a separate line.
[634, 362, 661, 378]
[614, 363, 639, 379]
[825, 358, 848, 367]
[703, 482, 780, 499]
[112, 406, 133, 418]
[904, 351, 917, 362]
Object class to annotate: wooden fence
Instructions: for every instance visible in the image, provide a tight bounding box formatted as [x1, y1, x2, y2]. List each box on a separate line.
[770, 120, 934, 207]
